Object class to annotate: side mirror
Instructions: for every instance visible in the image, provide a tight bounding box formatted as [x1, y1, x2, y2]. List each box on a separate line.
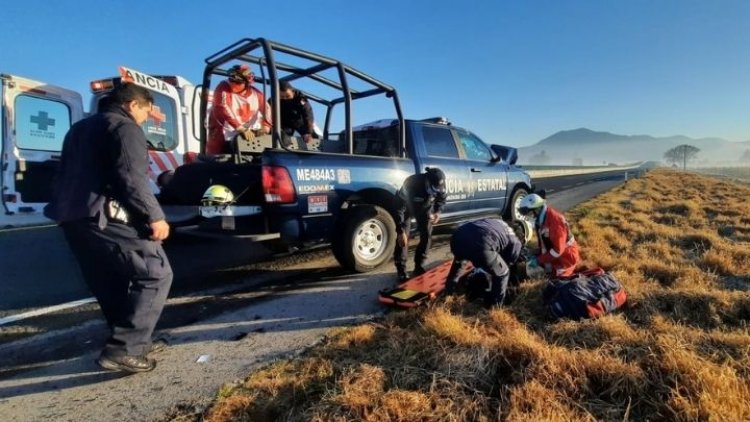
[490, 144, 518, 165]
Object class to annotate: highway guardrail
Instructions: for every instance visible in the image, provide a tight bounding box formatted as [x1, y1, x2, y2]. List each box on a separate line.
[523, 163, 644, 178]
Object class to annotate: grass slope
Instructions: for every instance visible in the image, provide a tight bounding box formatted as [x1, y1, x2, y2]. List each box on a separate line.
[165, 169, 750, 421]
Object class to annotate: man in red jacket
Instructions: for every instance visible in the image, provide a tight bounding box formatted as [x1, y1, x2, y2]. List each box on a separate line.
[519, 193, 580, 277]
[206, 64, 272, 154]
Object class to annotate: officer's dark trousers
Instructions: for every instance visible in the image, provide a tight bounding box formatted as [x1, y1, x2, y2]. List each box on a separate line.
[394, 215, 433, 270]
[62, 220, 173, 357]
[447, 232, 510, 307]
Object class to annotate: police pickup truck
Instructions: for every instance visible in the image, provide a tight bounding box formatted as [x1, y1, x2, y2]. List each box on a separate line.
[156, 38, 533, 273]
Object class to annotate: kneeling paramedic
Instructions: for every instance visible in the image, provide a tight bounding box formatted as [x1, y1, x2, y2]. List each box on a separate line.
[519, 193, 581, 277]
[393, 167, 447, 281]
[443, 219, 525, 308]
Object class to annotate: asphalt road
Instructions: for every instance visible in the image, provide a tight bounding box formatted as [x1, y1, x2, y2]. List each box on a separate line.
[533, 168, 640, 194]
[0, 172, 632, 421]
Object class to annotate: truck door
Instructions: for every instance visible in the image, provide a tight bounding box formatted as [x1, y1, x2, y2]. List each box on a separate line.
[1, 74, 84, 215]
[116, 67, 186, 192]
[454, 128, 508, 213]
[415, 124, 473, 218]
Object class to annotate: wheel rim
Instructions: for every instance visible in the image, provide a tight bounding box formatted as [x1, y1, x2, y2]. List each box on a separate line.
[513, 191, 528, 221]
[353, 218, 388, 262]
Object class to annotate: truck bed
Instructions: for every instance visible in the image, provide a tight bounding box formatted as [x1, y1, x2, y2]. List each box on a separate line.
[158, 161, 263, 206]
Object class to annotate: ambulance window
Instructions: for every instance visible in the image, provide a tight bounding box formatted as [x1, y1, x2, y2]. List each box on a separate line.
[141, 92, 178, 151]
[14, 95, 71, 151]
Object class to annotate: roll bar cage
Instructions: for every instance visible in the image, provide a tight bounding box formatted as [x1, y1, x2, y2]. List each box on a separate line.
[200, 37, 405, 156]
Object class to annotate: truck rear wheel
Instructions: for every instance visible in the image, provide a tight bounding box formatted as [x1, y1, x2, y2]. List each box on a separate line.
[333, 205, 396, 273]
[505, 187, 529, 222]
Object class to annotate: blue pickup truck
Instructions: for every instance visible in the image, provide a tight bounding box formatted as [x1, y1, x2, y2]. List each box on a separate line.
[158, 38, 532, 272]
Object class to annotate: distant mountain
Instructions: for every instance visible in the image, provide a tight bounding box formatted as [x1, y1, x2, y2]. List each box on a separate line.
[518, 128, 749, 166]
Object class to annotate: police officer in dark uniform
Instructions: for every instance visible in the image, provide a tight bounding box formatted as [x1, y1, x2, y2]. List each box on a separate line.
[277, 80, 318, 146]
[443, 218, 524, 308]
[393, 167, 447, 281]
[45, 83, 173, 373]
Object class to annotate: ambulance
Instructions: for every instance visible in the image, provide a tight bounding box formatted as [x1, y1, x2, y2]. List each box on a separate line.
[0, 67, 202, 224]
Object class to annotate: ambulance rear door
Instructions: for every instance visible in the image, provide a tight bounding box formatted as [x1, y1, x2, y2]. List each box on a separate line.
[0, 74, 84, 214]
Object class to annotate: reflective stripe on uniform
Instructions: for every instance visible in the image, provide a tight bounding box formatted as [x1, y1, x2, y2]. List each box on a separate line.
[550, 236, 574, 258]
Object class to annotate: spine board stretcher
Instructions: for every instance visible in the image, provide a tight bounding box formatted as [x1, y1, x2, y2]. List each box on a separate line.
[378, 260, 473, 308]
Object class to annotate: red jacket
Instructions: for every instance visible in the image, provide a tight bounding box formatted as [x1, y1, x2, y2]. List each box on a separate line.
[206, 81, 272, 154]
[536, 205, 580, 277]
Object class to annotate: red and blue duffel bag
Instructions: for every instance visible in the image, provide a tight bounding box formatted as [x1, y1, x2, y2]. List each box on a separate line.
[542, 268, 628, 320]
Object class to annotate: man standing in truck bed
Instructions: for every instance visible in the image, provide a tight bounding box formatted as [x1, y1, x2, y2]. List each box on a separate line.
[277, 80, 320, 146]
[207, 64, 272, 154]
[393, 167, 447, 281]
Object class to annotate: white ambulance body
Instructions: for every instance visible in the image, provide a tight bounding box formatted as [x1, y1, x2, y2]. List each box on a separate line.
[0, 74, 84, 219]
[0, 67, 202, 226]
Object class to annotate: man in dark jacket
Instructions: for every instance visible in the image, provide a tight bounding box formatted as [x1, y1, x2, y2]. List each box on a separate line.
[44, 83, 173, 373]
[443, 218, 524, 308]
[278, 80, 318, 144]
[393, 167, 447, 281]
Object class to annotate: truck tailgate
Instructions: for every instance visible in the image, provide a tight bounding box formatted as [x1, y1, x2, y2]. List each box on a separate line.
[158, 161, 263, 206]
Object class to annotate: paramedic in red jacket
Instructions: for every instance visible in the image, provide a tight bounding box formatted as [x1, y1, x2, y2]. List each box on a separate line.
[519, 193, 580, 277]
[206, 64, 272, 154]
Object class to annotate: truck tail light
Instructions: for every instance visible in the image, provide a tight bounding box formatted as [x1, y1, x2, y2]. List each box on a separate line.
[262, 166, 296, 204]
[3, 194, 17, 203]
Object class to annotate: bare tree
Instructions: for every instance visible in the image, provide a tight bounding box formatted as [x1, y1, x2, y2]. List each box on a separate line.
[663, 144, 700, 170]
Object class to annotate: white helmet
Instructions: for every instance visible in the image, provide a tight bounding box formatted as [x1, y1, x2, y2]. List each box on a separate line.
[511, 219, 534, 245]
[519, 193, 545, 216]
[201, 185, 235, 206]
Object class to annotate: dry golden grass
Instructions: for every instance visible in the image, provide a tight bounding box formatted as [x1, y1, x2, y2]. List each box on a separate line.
[182, 169, 750, 421]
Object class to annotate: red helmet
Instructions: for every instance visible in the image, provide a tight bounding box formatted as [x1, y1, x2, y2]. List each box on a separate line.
[228, 64, 254, 85]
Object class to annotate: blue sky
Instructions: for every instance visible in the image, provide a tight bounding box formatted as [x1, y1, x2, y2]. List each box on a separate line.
[2, 0, 749, 147]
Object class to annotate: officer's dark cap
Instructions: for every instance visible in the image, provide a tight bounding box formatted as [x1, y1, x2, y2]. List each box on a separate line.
[425, 167, 446, 192]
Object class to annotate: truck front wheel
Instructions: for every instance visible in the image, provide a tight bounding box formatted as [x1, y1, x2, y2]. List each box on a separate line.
[332, 205, 396, 273]
[505, 187, 529, 222]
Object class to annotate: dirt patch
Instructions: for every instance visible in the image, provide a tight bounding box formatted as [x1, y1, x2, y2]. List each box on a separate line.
[718, 276, 750, 291]
[657, 201, 698, 217]
[672, 233, 714, 255]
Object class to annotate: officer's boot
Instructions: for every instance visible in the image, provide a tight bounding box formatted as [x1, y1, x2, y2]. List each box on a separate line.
[396, 265, 409, 282]
[413, 261, 426, 276]
[483, 275, 509, 309]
